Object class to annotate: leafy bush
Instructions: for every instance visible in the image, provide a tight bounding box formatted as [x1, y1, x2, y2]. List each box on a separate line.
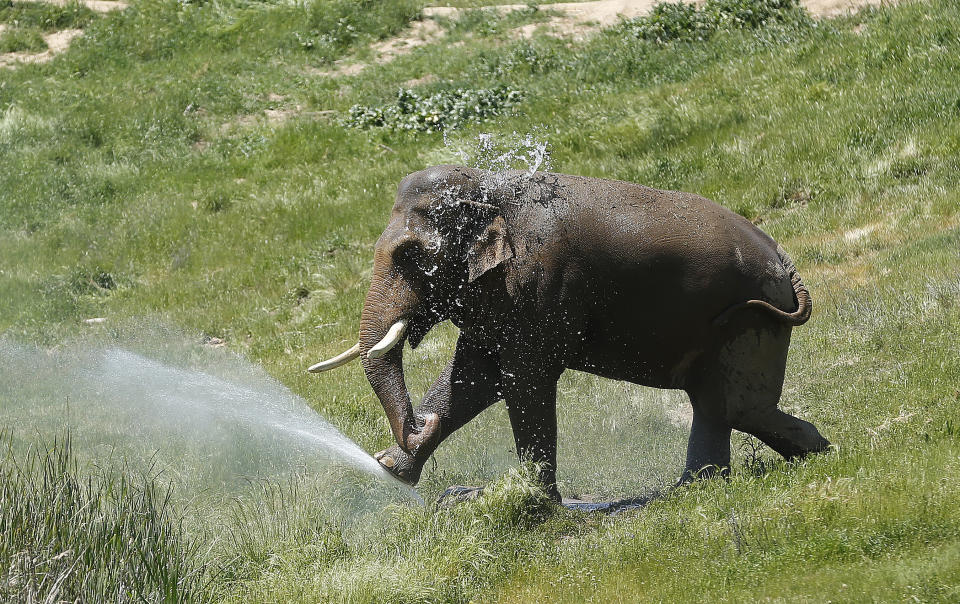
[345, 86, 524, 131]
[632, 2, 713, 43]
[618, 0, 810, 43]
[702, 0, 804, 29]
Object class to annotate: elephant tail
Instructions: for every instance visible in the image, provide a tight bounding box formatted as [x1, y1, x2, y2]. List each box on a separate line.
[713, 246, 812, 326]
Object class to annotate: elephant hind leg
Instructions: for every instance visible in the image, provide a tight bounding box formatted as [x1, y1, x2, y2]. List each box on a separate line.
[734, 408, 830, 460]
[690, 323, 830, 466]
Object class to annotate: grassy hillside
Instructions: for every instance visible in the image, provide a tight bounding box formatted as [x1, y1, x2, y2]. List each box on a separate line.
[1, 0, 959, 601]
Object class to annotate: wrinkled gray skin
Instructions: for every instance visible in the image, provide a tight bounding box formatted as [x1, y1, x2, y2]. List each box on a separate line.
[356, 165, 830, 499]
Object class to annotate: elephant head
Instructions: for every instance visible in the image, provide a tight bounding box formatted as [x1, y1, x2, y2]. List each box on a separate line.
[309, 166, 514, 463]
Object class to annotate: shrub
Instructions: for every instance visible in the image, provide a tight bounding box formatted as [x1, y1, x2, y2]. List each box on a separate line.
[345, 86, 525, 132]
[618, 0, 810, 43]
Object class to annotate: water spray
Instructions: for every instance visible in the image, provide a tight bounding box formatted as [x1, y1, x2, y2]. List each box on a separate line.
[0, 331, 423, 517]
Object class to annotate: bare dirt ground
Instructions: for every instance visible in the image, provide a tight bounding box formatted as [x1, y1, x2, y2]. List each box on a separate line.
[21, 0, 127, 12]
[0, 28, 83, 69]
[0, 0, 126, 69]
[324, 0, 887, 76]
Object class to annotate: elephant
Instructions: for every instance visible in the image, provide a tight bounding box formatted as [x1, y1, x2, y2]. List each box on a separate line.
[310, 165, 830, 500]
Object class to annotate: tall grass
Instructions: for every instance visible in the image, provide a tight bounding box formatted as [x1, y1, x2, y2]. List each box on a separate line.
[0, 436, 207, 603]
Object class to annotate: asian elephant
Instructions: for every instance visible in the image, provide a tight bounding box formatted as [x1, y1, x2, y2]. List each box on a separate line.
[310, 165, 830, 499]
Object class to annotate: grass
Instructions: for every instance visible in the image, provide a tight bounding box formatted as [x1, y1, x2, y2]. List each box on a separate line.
[0, 26, 46, 53]
[1, 0, 959, 600]
[0, 0, 94, 31]
[0, 0, 96, 55]
[0, 436, 207, 602]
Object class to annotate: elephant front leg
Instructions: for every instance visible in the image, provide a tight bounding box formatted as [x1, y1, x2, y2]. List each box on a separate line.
[375, 336, 502, 485]
[504, 371, 562, 501]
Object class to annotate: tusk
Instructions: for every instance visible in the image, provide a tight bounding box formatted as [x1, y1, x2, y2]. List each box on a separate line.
[367, 319, 408, 359]
[307, 343, 360, 373]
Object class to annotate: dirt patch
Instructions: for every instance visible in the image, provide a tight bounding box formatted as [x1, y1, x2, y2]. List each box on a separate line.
[0, 28, 82, 69]
[843, 222, 881, 242]
[310, 61, 367, 78]
[404, 73, 438, 87]
[17, 0, 127, 12]
[264, 106, 305, 123]
[515, 16, 594, 40]
[803, 0, 885, 17]
[315, 18, 446, 78]
[258, 93, 320, 123]
[0, 0, 127, 69]
[217, 105, 336, 134]
[423, 0, 656, 27]
[44, 28, 83, 53]
[372, 18, 444, 65]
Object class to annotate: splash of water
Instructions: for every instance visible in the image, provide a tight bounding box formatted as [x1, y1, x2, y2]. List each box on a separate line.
[0, 333, 422, 510]
[473, 131, 550, 176]
[436, 130, 554, 208]
[444, 130, 551, 176]
[98, 348, 408, 487]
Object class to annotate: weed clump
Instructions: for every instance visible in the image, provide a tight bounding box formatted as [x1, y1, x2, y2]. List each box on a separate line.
[617, 0, 810, 43]
[345, 86, 524, 131]
[468, 463, 556, 529]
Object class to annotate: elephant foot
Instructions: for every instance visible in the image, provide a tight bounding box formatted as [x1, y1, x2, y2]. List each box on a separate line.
[436, 485, 484, 508]
[675, 464, 731, 487]
[374, 445, 425, 485]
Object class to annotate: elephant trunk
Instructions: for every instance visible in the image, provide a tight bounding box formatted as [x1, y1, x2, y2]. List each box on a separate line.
[359, 260, 439, 455]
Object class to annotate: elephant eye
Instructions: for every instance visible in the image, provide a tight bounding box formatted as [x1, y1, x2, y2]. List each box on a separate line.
[395, 239, 426, 266]
[395, 239, 442, 278]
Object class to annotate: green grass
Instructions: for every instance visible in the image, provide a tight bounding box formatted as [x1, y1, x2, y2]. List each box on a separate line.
[0, 436, 207, 602]
[0, 0, 95, 31]
[1, 0, 960, 600]
[0, 26, 45, 53]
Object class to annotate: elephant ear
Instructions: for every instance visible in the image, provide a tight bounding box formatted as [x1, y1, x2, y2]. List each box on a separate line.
[467, 214, 514, 283]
